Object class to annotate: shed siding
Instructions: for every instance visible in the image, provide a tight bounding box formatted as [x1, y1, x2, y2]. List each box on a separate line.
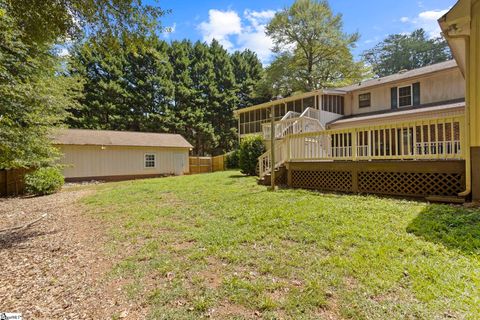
[58, 145, 189, 179]
[345, 68, 465, 116]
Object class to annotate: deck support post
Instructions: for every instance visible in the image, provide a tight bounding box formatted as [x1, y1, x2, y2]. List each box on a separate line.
[270, 105, 276, 191]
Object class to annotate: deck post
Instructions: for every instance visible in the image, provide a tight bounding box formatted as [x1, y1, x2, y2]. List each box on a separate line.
[270, 105, 276, 191]
[352, 129, 357, 161]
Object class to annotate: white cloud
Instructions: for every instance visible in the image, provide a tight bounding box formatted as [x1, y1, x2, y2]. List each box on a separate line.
[399, 8, 449, 38]
[198, 9, 242, 50]
[418, 9, 448, 21]
[198, 9, 276, 64]
[238, 10, 276, 63]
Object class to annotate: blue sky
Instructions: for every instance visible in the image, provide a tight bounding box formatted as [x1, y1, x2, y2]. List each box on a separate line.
[153, 0, 457, 64]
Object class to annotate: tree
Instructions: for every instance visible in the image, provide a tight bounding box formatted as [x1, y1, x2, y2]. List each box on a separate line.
[67, 33, 174, 132]
[265, 0, 364, 94]
[231, 50, 265, 109]
[68, 35, 264, 155]
[363, 29, 452, 77]
[188, 41, 218, 155]
[0, 9, 80, 169]
[0, 0, 164, 170]
[1, 0, 166, 45]
[209, 39, 238, 153]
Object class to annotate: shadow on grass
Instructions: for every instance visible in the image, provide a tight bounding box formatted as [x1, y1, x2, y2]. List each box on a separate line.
[407, 204, 480, 254]
[228, 174, 250, 179]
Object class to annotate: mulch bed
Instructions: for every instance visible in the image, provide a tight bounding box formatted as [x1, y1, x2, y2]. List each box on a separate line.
[0, 188, 146, 319]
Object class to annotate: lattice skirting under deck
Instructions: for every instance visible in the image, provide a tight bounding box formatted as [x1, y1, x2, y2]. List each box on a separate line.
[287, 160, 465, 198]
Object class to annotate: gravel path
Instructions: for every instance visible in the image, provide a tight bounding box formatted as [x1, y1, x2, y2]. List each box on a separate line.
[0, 188, 138, 319]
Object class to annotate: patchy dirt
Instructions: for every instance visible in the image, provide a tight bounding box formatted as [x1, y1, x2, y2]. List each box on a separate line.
[0, 188, 144, 319]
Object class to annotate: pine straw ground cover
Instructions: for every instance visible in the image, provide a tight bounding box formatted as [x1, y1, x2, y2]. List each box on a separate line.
[82, 171, 480, 320]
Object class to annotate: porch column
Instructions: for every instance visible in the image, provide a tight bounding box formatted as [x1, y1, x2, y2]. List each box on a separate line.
[470, 0, 480, 200]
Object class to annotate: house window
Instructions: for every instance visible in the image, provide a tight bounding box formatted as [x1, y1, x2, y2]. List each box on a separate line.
[398, 85, 412, 107]
[359, 93, 371, 108]
[145, 153, 156, 168]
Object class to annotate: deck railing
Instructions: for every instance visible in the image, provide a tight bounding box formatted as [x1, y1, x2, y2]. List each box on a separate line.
[287, 116, 465, 161]
[258, 143, 288, 178]
[258, 115, 465, 178]
[262, 107, 344, 140]
[263, 116, 324, 140]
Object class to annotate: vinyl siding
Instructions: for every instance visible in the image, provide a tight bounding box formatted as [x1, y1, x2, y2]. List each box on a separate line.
[345, 68, 465, 116]
[58, 145, 190, 179]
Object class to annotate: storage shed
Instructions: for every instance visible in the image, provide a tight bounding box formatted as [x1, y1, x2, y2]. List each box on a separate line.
[53, 129, 192, 182]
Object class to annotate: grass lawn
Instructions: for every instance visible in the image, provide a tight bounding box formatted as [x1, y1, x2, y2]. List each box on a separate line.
[83, 171, 480, 319]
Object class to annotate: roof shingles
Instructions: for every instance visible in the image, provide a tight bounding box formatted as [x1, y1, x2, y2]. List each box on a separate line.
[53, 129, 193, 149]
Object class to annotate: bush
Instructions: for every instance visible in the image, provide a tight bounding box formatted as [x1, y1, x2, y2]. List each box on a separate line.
[239, 135, 265, 176]
[25, 167, 64, 196]
[226, 149, 240, 169]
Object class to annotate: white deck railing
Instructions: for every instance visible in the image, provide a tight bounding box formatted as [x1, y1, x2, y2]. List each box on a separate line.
[258, 115, 465, 178]
[258, 143, 288, 178]
[263, 116, 324, 140]
[288, 116, 465, 161]
[262, 107, 344, 140]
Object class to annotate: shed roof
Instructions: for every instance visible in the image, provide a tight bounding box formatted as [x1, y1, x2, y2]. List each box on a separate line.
[53, 129, 193, 149]
[338, 60, 458, 92]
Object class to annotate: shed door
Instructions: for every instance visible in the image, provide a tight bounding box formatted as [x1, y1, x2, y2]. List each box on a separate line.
[174, 153, 185, 175]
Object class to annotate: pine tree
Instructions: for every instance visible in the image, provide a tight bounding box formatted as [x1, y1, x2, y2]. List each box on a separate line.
[123, 37, 174, 132]
[167, 40, 195, 136]
[209, 39, 238, 154]
[231, 50, 265, 109]
[68, 33, 174, 132]
[188, 41, 218, 155]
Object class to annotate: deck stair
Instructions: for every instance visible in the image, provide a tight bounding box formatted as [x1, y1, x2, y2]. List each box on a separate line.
[259, 107, 342, 179]
[258, 165, 287, 186]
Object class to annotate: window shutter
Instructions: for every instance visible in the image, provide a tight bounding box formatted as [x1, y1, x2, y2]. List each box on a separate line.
[413, 82, 421, 106]
[391, 87, 398, 109]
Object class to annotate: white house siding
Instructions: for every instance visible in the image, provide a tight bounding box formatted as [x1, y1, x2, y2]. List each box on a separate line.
[345, 68, 465, 115]
[57, 145, 189, 179]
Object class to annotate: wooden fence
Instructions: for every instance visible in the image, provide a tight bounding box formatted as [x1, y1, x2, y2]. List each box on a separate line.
[0, 168, 31, 197]
[189, 155, 226, 174]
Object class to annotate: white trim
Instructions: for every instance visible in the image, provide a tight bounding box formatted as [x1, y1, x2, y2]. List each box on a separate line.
[358, 92, 371, 108]
[398, 85, 413, 108]
[144, 153, 157, 169]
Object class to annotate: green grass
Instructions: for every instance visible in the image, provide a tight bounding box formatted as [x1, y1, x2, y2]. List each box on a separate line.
[83, 171, 480, 319]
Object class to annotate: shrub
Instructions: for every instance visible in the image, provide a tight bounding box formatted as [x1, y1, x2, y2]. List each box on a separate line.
[25, 167, 64, 196]
[239, 135, 265, 176]
[226, 149, 240, 169]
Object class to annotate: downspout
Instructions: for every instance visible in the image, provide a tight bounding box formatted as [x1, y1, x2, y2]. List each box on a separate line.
[459, 36, 472, 197]
[444, 31, 472, 197]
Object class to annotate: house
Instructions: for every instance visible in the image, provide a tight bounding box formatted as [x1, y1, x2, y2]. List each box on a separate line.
[439, 0, 480, 201]
[234, 59, 469, 200]
[54, 129, 192, 182]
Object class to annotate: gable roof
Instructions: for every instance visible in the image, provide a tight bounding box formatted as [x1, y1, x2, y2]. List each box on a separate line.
[338, 60, 458, 92]
[53, 129, 193, 149]
[234, 60, 460, 115]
